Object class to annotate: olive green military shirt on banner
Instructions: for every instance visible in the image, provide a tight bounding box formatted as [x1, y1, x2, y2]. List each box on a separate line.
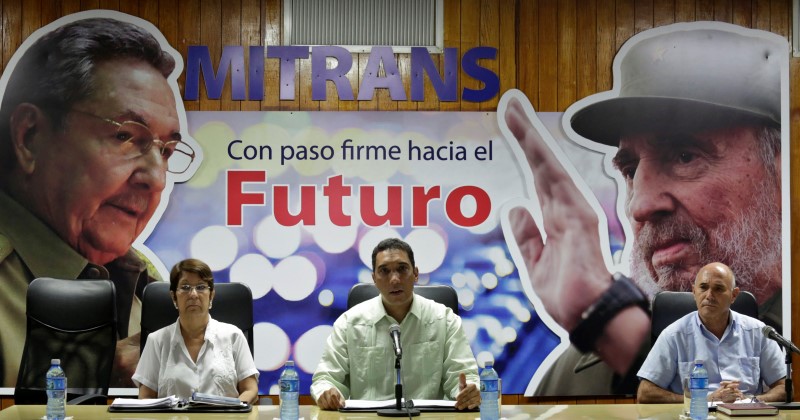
[311, 294, 480, 402]
[0, 190, 147, 387]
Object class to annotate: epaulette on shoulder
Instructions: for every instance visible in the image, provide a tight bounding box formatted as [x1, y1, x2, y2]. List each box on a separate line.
[0, 233, 13, 263]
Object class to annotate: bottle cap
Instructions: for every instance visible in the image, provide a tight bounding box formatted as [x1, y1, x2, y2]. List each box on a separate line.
[51, 359, 60, 364]
[484, 361, 493, 368]
[286, 360, 295, 367]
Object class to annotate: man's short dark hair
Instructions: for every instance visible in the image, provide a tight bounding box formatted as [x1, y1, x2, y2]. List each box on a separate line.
[169, 258, 215, 293]
[371, 238, 415, 272]
[0, 17, 176, 172]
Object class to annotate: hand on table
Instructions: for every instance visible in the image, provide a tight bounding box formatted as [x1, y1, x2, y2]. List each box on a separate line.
[455, 373, 481, 410]
[316, 388, 345, 410]
[710, 380, 744, 403]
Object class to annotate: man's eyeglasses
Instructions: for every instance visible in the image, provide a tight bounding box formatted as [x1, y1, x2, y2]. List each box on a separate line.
[70, 109, 196, 174]
[177, 284, 211, 294]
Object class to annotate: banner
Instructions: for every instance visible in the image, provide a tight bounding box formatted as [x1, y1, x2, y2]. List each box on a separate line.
[0, 11, 789, 398]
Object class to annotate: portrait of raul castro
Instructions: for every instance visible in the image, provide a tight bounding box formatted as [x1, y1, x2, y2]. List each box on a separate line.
[0, 11, 200, 388]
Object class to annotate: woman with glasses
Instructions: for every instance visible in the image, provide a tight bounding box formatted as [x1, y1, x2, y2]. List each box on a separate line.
[132, 259, 259, 404]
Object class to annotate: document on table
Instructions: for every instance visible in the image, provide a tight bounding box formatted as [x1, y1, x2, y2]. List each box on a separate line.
[343, 399, 457, 410]
[110, 395, 180, 409]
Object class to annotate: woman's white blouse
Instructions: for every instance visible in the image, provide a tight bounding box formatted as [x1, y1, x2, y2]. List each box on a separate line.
[132, 317, 259, 399]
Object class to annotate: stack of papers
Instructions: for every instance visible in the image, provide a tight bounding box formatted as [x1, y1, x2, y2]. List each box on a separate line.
[109, 394, 251, 413]
[190, 391, 246, 407]
[110, 395, 181, 409]
[344, 399, 456, 409]
[340, 399, 478, 412]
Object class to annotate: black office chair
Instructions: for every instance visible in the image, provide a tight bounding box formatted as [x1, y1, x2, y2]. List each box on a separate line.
[140, 281, 255, 356]
[346, 283, 459, 315]
[15, 278, 117, 405]
[650, 290, 759, 344]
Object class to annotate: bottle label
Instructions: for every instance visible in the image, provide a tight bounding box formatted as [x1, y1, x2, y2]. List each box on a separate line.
[280, 379, 299, 393]
[689, 377, 708, 389]
[481, 379, 498, 392]
[46, 377, 66, 390]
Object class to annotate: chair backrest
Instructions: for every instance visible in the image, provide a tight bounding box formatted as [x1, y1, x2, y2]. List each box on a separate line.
[15, 278, 117, 405]
[140, 282, 254, 356]
[346, 283, 459, 315]
[650, 290, 758, 343]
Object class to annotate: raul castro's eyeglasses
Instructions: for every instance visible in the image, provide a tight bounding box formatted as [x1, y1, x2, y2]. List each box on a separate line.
[69, 109, 196, 174]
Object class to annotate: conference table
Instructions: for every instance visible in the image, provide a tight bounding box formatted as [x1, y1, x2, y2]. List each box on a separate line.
[1, 404, 800, 419]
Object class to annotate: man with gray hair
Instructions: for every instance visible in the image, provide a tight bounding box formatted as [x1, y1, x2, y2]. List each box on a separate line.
[0, 14, 195, 387]
[502, 22, 784, 395]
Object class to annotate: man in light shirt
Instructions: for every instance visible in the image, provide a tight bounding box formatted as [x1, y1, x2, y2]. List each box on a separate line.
[637, 262, 785, 403]
[311, 238, 480, 410]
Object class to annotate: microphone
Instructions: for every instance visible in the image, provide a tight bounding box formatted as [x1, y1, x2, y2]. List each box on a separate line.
[389, 324, 402, 358]
[763, 326, 800, 354]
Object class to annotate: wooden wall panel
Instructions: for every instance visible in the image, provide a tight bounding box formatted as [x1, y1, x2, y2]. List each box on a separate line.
[418, 51, 440, 111]
[460, 0, 481, 111]
[178, 0, 200, 111]
[634, 0, 655, 33]
[199, 0, 221, 111]
[538, 0, 557, 111]
[441, 0, 461, 111]
[118, 0, 138, 15]
[731, 0, 753, 27]
[517, 0, 538, 105]
[40, 1, 60, 32]
[299, 56, 316, 111]
[479, 0, 499, 110]
[61, 0, 80, 17]
[221, 0, 242, 111]
[395, 54, 415, 111]
[557, 0, 576, 110]
[654, 0, 676, 26]
[263, 0, 281, 111]
[596, 1, 615, 92]
[137, 0, 155, 25]
[240, 0, 261, 112]
[676, 0, 698, 21]
[0, 0, 797, 406]
[20, 0, 40, 41]
[697, 0, 715, 20]
[2, 0, 20, 75]
[498, 0, 516, 105]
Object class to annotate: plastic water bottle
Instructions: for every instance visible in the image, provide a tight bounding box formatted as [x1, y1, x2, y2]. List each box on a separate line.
[46, 359, 66, 420]
[479, 361, 500, 420]
[689, 360, 709, 420]
[279, 360, 299, 420]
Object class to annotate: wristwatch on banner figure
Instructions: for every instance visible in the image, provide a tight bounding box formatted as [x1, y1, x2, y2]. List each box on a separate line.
[569, 273, 650, 353]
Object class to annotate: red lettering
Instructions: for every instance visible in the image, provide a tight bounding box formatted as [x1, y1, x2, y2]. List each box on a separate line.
[226, 170, 267, 226]
[323, 175, 352, 226]
[360, 185, 403, 226]
[445, 186, 491, 227]
[411, 186, 441, 226]
[273, 185, 316, 225]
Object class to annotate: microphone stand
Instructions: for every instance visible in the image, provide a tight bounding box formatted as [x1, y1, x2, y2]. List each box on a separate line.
[378, 355, 420, 417]
[768, 345, 800, 410]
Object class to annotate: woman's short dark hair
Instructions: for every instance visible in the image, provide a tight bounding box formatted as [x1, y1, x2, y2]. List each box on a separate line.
[169, 258, 214, 292]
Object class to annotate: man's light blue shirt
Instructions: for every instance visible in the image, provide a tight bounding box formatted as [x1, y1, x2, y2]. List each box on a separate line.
[637, 310, 785, 395]
[311, 293, 479, 402]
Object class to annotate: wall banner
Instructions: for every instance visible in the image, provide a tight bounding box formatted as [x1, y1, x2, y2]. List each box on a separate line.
[0, 10, 789, 398]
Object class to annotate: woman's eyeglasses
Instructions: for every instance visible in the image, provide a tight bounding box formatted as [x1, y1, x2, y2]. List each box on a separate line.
[177, 284, 210, 294]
